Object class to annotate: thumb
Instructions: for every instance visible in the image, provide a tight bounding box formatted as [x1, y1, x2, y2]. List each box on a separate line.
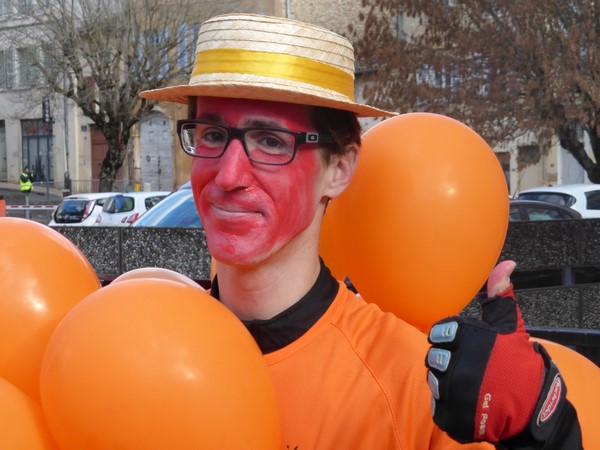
[487, 260, 516, 297]
[478, 260, 525, 333]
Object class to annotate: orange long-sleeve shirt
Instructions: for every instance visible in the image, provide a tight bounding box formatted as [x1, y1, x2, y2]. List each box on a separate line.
[263, 281, 494, 450]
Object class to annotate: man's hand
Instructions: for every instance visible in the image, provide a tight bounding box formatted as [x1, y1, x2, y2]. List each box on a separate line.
[425, 260, 568, 444]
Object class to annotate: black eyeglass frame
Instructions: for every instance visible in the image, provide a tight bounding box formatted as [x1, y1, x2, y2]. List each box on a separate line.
[176, 119, 335, 166]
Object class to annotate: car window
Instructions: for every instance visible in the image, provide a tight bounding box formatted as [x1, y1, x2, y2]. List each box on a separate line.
[585, 191, 600, 210]
[144, 195, 167, 210]
[518, 192, 575, 207]
[104, 196, 134, 213]
[53, 199, 90, 223]
[509, 207, 522, 221]
[527, 207, 570, 221]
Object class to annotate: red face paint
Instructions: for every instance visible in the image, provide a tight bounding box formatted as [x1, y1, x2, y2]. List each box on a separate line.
[190, 97, 326, 266]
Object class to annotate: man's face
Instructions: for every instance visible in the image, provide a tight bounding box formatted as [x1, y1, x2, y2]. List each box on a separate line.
[190, 97, 329, 266]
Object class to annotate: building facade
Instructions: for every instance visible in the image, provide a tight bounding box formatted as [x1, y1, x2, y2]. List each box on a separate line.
[0, 0, 592, 195]
[0, 1, 92, 189]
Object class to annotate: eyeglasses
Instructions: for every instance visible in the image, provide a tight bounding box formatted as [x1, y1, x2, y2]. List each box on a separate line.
[176, 120, 334, 166]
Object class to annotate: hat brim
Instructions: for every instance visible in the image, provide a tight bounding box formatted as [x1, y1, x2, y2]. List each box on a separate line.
[139, 82, 396, 118]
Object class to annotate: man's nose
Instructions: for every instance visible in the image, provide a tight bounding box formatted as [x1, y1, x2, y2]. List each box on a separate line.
[213, 138, 252, 190]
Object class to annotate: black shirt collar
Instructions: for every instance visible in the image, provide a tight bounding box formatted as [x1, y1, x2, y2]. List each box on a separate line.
[210, 259, 339, 354]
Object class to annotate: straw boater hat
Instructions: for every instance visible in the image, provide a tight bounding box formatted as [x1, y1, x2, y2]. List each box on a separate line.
[139, 13, 395, 117]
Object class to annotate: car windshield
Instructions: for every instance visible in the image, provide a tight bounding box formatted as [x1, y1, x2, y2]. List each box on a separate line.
[132, 189, 202, 227]
[517, 192, 576, 207]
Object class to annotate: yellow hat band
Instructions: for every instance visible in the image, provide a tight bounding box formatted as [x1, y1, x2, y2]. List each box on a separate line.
[192, 48, 355, 101]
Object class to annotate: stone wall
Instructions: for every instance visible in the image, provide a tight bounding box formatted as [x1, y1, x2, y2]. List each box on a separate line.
[55, 227, 211, 282]
[54, 219, 600, 328]
[54, 220, 600, 364]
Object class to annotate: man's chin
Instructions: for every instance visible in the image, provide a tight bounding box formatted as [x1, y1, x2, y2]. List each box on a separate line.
[208, 242, 275, 268]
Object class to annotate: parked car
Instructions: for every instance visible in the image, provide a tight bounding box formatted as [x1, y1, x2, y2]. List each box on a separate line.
[517, 184, 600, 218]
[95, 191, 170, 226]
[48, 193, 117, 227]
[509, 199, 582, 221]
[131, 182, 202, 228]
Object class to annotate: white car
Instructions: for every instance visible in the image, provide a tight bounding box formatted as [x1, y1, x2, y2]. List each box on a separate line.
[48, 193, 117, 227]
[517, 183, 600, 218]
[94, 191, 170, 226]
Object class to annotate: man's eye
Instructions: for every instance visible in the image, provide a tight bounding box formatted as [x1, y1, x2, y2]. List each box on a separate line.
[250, 130, 294, 154]
[200, 128, 226, 145]
[259, 135, 285, 148]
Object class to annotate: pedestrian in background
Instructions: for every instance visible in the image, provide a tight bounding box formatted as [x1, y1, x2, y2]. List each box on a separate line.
[19, 167, 34, 194]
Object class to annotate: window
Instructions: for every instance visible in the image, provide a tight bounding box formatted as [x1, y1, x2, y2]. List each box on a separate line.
[518, 192, 576, 207]
[0, 49, 15, 89]
[144, 195, 166, 210]
[0, 0, 41, 17]
[21, 119, 53, 182]
[416, 64, 460, 89]
[140, 28, 170, 79]
[155, 27, 169, 78]
[0, 120, 6, 181]
[104, 196, 135, 214]
[526, 207, 570, 221]
[585, 191, 600, 210]
[496, 151, 510, 191]
[40, 44, 59, 84]
[396, 10, 405, 39]
[517, 144, 540, 171]
[0, 0, 12, 16]
[416, 64, 436, 86]
[16, 0, 35, 13]
[177, 22, 200, 73]
[17, 47, 41, 88]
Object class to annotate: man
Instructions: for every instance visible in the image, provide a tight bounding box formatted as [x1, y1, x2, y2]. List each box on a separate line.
[19, 167, 34, 194]
[140, 14, 582, 449]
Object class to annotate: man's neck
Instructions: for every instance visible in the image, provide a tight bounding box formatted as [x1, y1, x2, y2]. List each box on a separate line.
[215, 235, 321, 321]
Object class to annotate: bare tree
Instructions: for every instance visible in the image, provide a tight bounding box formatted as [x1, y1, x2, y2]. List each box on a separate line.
[6, 0, 210, 192]
[352, 1, 600, 182]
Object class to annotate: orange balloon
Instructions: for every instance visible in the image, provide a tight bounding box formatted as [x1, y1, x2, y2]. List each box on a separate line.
[40, 279, 280, 450]
[0, 218, 100, 402]
[531, 338, 600, 449]
[0, 377, 57, 449]
[321, 113, 508, 332]
[112, 267, 202, 288]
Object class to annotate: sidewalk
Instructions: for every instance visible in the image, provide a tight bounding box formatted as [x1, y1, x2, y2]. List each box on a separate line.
[0, 182, 63, 225]
[0, 182, 64, 204]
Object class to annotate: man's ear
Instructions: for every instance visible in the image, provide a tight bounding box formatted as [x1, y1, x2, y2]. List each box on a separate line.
[323, 143, 359, 200]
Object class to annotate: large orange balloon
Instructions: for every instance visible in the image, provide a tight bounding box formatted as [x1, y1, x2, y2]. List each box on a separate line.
[321, 113, 508, 331]
[532, 338, 600, 449]
[0, 218, 100, 402]
[40, 279, 280, 450]
[0, 377, 57, 449]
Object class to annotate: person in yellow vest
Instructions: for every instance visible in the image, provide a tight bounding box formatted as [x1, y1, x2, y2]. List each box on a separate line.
[140, 14, 582, 449]
[19, 166, 34, 194]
